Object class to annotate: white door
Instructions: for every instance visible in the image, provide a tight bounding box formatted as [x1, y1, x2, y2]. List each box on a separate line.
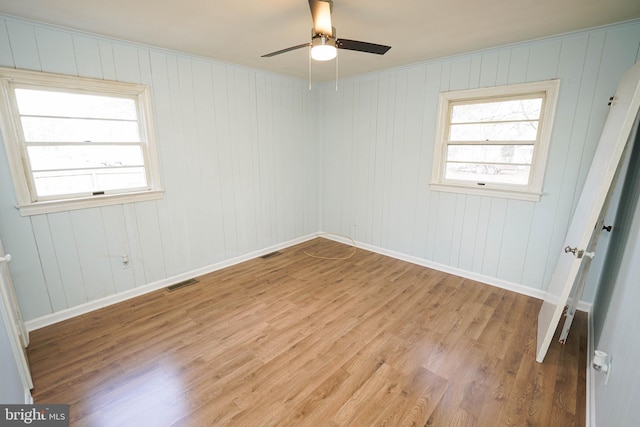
[536, 62, 640, 362]
[0, 237, 33, 390]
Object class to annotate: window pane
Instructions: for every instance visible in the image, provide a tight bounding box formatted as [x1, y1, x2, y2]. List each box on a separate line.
[447, 145, 534, 164]
[33, 167, 147, 197]
[449, 121, 538, 141]
[27, 145, 144, 171]
[94, 168, 148, 191]
[15, 89, 137, 120]
[451, 98, 542, 123]
[21, 117, 140, 143]
[445, 163, 530, 185]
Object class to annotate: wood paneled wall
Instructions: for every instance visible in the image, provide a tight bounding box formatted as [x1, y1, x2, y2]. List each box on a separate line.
[318, 21, 640, 297]
[0, 14, 639, 324]
[0, 16, 318, 321]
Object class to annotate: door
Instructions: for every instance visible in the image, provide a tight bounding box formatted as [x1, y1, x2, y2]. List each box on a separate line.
[536, 62, 640, 362]
[0, 237, 33, 390]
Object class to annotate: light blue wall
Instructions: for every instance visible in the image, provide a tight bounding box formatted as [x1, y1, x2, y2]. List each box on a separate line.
[318, 20, 640, 298]
[0, 14, 639, 326]
[591, 115, 640, 427]
[0, 15, 319, 322]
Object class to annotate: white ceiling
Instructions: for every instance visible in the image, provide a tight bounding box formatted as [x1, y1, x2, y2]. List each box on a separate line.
[0, 0, 639, 82]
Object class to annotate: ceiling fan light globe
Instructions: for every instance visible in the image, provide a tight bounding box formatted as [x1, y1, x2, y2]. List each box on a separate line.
[311, 45, 337, 61]
[311, 35, 337, 61]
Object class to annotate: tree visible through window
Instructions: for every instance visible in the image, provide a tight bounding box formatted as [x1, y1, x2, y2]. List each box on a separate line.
[431, 80, 560, 201]
[17, 89, 148, 198]
[0, 68, 163, 215]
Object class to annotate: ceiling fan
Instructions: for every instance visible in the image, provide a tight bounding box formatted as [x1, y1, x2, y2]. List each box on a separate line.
[261, 0, 391, 61]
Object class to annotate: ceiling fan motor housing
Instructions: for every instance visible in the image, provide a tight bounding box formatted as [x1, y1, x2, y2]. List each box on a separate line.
[311, 25, 337, 42]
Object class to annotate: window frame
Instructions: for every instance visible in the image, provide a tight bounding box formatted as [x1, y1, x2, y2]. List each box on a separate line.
[430, 80, 560, 202]
[0, 67, 163, 216]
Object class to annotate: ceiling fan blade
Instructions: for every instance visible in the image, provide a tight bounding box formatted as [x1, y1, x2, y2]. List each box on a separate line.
[308, 0, 333, 36]
[261, 43, 310, 57]
[337, 39, 391, 55]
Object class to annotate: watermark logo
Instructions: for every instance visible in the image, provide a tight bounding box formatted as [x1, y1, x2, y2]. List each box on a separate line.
[0, 405, 69, 426]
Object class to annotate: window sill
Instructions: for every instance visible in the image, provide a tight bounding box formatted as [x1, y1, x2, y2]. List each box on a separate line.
[429, 182, 542, 202]
[16, 189, 165, 216]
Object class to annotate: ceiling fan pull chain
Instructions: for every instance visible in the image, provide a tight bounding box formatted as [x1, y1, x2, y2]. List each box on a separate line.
[335, 50, 339, 91]
[309, 46, 312, 90]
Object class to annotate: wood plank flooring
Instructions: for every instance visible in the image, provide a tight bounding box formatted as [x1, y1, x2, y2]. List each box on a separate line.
[27, 238, 587, 426]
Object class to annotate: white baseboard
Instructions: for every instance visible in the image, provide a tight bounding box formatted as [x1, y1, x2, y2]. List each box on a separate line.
[317, 232, 593, 312]
[318, 232, 546, 299]
[25, 233, 318, 332]
[25, 231, 592, 332]
[23, 231, 595, 421]
[577, 300, 593, 313]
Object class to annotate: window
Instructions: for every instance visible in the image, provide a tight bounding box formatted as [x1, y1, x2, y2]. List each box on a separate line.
[0, 67, 163, 215]
[430, 80, 560, 201]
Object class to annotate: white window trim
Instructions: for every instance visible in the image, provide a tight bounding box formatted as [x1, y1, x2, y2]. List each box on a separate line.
[0, 67, 163, 216]
[430, 80, 560, 202]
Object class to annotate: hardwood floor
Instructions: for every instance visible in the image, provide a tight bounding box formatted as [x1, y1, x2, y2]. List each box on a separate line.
[27, 238, 587, 426]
